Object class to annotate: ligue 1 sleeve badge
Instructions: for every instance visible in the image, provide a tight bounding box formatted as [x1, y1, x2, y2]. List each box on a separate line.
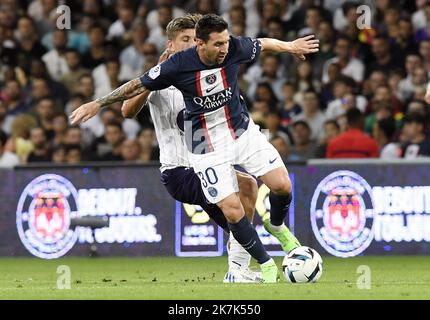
[16, 174, 79, 259]
[310, 171, 375, 258]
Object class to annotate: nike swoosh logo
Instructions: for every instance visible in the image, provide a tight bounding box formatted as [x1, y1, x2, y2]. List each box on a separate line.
[269, 157, 278, 164]
[206, 86, 217, 93]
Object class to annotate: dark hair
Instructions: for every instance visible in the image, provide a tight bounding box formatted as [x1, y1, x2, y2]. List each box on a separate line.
[325, 119, 340, 131]
[119, 4, 134, 12]
[373, 35, 389, 43]
[292, 120, 311, 131]
[399, 17, 412, 25]
[270, 134, 288, 144]
[67, 125, 81, 132]
[53, 112, 68, 122]
[18, 15, 36, 26]
[303, 89, 319, 100]
[36, 97, 55, 105]
[65, 144, 82, 153]
[267, 109, 281, 117]
[283, 81, 297, 90]
[262, 52, 281, 63]
[346, 108, 363, 127]
[336, 35, 352, 45]
[6, 78, 21, 86]
[106, 120, 123, 131]
[196, 14, 228, 42]
[306, 5, 322, 14]
[342, 1, 359, 15]
[138, 124, 155, 136]
[53, 29, 67, 36]
[334, 75, 356, 89]
[105, 57, 120, 65]
[78, 73, 93, 82]
[65, 48, 80, 56]
[267, 16, 283, 26]
[255, 82, 279, 106]
[32, 76, 49, 84]
[63, 144, 82, 152]
[230, 5, 246, 18]
[0, 130, 8, 147]
[377, 117, 396, 141]
[158, 4, 173, 11]
[52, 144, 66, 153]
[89, 24, 106, 35]
[403, 112, 425, 126]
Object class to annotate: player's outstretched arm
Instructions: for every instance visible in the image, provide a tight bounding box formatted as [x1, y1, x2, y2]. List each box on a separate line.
[258, 35, 319, 61]
[121, 48, 174, 119]
[70, 78, 149, 124]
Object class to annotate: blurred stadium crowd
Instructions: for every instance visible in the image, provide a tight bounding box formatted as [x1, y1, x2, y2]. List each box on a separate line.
[0, 0, 430, 167]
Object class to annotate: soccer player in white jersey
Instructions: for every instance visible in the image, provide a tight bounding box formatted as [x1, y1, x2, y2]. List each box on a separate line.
[71, 14, 319, 283]
[122, 14, 261, 283]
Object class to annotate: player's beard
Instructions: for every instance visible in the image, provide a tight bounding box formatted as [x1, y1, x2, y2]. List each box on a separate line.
[217, 54, 226, 63]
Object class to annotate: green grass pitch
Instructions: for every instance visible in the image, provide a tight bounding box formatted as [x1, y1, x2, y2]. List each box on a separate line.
[0, 256, 429, 299]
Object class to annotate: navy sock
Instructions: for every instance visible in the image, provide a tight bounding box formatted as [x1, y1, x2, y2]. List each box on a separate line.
[269, 192, 292, 226]
[228, 216, 270, 264]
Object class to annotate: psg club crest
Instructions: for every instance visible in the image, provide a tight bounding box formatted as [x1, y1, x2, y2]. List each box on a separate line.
[16, 174, 79, 259]
[205, 74, 217, 85]
[310, 171, 375, 258]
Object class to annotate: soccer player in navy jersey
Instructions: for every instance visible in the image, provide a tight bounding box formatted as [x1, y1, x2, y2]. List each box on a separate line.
[71, 14, 319, 283]
[123, 14, 262, 283]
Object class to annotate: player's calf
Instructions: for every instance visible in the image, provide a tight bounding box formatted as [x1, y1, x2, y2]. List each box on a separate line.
[236, 172, 258, 222]
[218, 194, 272, 265]
[260, 167, 292, 226]
[260, 167, 300, 253]
[217, 194, 246, 224]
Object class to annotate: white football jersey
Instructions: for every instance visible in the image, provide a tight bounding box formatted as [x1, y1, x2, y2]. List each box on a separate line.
[147, 86, 191, 171]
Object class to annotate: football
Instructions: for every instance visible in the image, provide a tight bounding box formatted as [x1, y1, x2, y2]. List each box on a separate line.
[282, 246, 323, 283]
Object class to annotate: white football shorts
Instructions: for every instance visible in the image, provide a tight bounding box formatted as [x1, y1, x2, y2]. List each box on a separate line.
[189, 120, 285, 204]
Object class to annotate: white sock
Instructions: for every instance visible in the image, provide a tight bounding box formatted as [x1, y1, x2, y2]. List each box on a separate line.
[227, 232, 252, 271]
[269, 221, 285, 232]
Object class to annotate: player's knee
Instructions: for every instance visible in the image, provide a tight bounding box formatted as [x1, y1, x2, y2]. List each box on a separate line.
[217, 198, 244, 223]
[271, 174, 292, 195]
[238, 174, 258, 201]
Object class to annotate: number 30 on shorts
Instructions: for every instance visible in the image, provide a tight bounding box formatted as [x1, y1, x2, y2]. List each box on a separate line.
[197, 168, 218, 187]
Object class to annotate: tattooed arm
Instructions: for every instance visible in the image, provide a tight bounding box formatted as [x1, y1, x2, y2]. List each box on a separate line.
[70, 78, 149, 125]
[121, 49, 174, 119]
[96, 78, 148, 107]
[70, 52, 176, 125]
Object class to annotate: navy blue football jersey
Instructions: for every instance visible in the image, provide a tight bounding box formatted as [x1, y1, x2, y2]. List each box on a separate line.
[140, 36, 262, 154]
